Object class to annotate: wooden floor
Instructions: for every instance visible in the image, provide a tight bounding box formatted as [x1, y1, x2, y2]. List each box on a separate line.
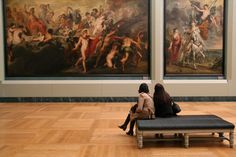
[0, 102, 235, 157]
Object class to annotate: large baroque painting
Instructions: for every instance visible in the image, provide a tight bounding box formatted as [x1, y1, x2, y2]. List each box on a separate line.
[4, 0, 150, 78]
[164, 0, 225, 77]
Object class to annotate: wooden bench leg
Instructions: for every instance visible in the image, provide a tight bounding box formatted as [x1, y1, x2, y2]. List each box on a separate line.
[137, 130, 143, 149]
[184, 133, 189, 148]
[219, 132, 224, 137]
[230, 131, 234, 148]
[219, 132, 224, 142]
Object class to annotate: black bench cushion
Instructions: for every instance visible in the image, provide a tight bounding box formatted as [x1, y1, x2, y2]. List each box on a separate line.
[137, 115, 235, 131]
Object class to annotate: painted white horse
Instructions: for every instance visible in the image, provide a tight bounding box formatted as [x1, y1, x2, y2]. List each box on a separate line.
[180, 28, 206, 70]
[191, 29, 206, 69]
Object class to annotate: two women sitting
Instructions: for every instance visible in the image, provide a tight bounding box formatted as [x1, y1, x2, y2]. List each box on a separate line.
[119, 83, 176, 136]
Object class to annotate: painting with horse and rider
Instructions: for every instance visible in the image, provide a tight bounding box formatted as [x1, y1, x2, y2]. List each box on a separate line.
[164, 0, 225, 77]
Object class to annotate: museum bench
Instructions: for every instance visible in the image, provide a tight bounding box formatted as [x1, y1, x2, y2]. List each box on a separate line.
[136, 115, 235, 148]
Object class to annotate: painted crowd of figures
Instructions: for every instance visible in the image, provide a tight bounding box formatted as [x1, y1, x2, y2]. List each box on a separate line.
[6, 1, 148, 76]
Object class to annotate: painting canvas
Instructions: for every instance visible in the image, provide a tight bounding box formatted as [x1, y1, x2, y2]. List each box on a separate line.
[164, 0, 225, 77]
[3, 0, 150, 79]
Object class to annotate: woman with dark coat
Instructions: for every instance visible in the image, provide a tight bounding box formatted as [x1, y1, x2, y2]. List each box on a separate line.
[153, 83, 175, 117]
[119, 83, 155, 136]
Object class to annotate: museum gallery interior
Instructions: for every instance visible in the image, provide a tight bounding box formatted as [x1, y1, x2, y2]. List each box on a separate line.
[0, 0, 236, 157]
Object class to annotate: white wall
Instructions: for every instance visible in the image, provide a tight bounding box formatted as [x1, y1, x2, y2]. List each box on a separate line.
[0, 0, 236, 98]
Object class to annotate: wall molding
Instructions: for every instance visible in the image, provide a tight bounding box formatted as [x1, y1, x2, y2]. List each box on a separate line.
[0, 97, 236, 102]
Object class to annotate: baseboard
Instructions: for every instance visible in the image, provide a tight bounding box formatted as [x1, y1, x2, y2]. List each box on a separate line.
[0, 97, 236, 102]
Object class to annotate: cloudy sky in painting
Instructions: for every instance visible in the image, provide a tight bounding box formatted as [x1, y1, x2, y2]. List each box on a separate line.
[165, 0, 225, 50]
[7, 0, 105, 17]
[6, 0, 148, 23]
[166, 0, 223, 10]
[7, 0, 105, 8]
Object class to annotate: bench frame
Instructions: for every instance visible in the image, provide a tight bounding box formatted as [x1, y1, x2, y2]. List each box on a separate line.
[136, 126, 234, 149]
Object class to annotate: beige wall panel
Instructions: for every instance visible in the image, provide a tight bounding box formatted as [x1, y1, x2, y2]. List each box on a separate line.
[52, 84, 102, 97]
[164, 84, 229, 97]
[227, 0, 236, 96]
[0, 85, 3, 97]
[228, 81, 236, 96]
[225, 0, 234, 81]
[1, 84, 52, 97]
[153, 0, 163, 82]
[101, 84, 154, 97]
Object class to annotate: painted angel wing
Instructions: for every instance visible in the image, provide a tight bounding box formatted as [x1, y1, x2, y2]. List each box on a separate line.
[209, 0, 217, 9]
[189, 0, 201, 8]
[210, 6, 217, 15]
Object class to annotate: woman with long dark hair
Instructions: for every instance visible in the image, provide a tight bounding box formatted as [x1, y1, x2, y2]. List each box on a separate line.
[119, 83, 155, 136]
[153, 83, 175, 117]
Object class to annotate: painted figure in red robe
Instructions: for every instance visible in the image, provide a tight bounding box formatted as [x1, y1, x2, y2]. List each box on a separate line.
[168, 28, 182, 65]
[25, 5, 46, 35]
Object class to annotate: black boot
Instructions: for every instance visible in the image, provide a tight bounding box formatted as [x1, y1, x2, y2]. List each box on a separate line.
[119, 114, 130, 131]
[126, 120, 135, 136]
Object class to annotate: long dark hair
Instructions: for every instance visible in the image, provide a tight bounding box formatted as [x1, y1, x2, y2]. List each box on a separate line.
[153, 83, 171, 105]
[138, 83, 149, 94]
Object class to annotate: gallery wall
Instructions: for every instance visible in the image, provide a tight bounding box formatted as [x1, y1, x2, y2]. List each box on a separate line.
[0, 0, 236, 98]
